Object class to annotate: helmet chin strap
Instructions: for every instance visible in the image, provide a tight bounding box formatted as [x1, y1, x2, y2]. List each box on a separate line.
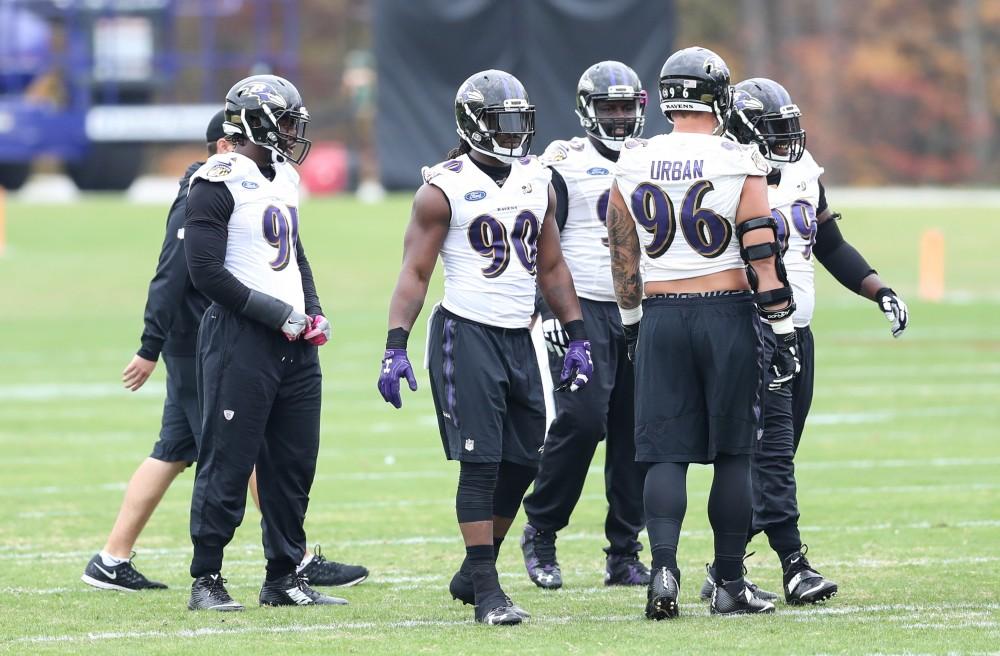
[596, 137, 625, 152]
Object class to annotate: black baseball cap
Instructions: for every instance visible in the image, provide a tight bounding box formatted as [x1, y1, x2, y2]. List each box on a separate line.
[206, 109, 226, 142]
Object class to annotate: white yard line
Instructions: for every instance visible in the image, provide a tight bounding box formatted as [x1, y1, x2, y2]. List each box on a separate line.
[3, 520, 997, 564]
[9, 602, 998, 644]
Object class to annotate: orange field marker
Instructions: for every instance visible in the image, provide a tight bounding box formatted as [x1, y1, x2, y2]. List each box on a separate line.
[918, 229, 945, 302]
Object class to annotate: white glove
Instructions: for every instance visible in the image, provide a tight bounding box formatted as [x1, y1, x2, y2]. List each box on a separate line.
[876, 288, 908, 338]
[542, 318, 569, 357]
[281, 309, 310, 341]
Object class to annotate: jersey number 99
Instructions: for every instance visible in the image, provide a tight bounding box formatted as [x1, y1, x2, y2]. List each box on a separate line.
[262, 205, 300, 271]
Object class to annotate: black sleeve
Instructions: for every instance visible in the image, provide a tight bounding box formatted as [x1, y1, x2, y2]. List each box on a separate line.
[817, 180, 829, 215]
[296, 237, 323, 317]
[812, 216, 877, 295]
[549, 167, 569, 231]
[136, 163, 200, 360]
[183, 179, 251, 312]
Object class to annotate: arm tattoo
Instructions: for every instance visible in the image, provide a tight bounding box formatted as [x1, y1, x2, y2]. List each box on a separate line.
[606, 198, 642, 309]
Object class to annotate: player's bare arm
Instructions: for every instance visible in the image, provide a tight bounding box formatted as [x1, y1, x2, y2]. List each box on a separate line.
[535, 184, 583, 325]
[386, 183, 451, 332]
[379, 183, 450, 409]
[606, 181, 642, 310]
[536, 183, 591, 392]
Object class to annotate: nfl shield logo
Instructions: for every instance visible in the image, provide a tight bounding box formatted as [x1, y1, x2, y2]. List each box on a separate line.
[464, 438, 474, 452]
[223, 409, 235, 421]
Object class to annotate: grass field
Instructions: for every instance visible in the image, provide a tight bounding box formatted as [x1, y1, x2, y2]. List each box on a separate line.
[0, 193, 997, 655]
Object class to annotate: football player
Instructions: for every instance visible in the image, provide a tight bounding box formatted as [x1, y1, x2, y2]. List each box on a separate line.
[520, 61, 649, 590]
[699, 77, 908, 605]
[183, 75, 344, 610]
[609, 47, 799, 618]
[82, 110, 366, 593]
[378, 69, 593, 625]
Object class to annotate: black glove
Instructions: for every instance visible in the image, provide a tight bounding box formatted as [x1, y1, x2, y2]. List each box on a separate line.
[769, 328, 801, 391]
[623, 321, 640, 363]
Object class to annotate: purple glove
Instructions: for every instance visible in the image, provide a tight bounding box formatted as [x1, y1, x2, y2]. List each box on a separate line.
[555, 340, 593, 392]
[378, 348, 418, 408]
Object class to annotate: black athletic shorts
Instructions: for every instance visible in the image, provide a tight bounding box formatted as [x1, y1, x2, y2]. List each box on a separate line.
[634, 291, 764, 463]
[427, 305, 546, 466]
[149, 354, 200, 464]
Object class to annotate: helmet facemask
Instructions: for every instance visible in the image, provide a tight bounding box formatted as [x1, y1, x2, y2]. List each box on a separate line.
[732, 98, 805, 168]
[460, 98, 535, 164]
[231, 104, 311, 165]
[577, 87, 646, 151]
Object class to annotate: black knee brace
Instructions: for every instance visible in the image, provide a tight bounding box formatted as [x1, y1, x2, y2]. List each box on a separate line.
[456, 461, 499, 523]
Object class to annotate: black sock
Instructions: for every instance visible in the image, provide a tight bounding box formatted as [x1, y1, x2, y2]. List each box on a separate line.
[265, 559, 295, 582]
[466, 545, 500, 601]
[493, 536, 504, 561]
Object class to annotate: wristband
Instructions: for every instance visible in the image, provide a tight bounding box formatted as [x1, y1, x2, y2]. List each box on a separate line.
[618, 305, 643, 326]
[563, 319, 587, 341]
[770, 315, 795, 335]
[386, 327, 409, 349]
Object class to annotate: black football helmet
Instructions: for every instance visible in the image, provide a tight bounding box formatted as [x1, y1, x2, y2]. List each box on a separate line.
[224, 74, 311, 164]
[658, 46, 732, 132]
[575, 61, 646, 151]
[728, 78, 806, 167]
[455, 69, 535, 163]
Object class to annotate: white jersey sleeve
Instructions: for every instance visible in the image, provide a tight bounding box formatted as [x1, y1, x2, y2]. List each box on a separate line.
[190, 153, 305, 313]
[614, 132, 769, 282]
[769, 149, 824, 327]
[542, 137, 616, 302]
[424, 154, 552, 329]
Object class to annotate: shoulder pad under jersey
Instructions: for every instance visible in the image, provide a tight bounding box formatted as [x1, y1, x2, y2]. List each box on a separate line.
[422, 158, 465, 183]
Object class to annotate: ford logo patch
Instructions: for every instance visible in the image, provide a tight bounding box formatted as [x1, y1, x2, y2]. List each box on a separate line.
[586, 167, 610, 176]
[242, 180, 259, 189]
[464, 190, 487, 201]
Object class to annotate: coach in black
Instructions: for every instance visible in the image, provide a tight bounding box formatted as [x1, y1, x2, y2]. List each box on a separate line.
[184, 75, 340, 611]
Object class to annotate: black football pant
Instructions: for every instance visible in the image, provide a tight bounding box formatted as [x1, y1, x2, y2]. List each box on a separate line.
[190, 305, 322, 579]
[522, 299, 644, 555]
[750, 325, 815, 560]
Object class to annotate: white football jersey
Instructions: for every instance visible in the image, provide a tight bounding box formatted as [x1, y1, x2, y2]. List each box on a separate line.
[423, 154, 552, 329]
[190, 153, 305, 313]
[541, 137, 616, 302]
[769, 149, 824, 327]
[615, 132, 770, 282]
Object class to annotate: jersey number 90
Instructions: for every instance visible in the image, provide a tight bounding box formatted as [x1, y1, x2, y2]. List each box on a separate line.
[467, 211, 540, 277]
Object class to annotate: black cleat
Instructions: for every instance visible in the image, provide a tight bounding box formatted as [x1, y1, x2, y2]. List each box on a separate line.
[298, 545, 368, 587]
[188, 574, 244, 611]
[711, 578, 776, 615]
[783, 546, 838, 604]
[645, 567, 680, 620]
[449, 569, 530, 618]
[475, 593, 524, 626]
[520, 524, 562, 589]
[605, 552, 651, 586]
[259, 573, 348, 606]
[81, 553, 167, 592]
[699, 563, 778, 601]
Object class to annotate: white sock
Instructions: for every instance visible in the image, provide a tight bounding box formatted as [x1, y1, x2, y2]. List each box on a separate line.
[296, 553, 315, 572]
[99, 551, 129, 567]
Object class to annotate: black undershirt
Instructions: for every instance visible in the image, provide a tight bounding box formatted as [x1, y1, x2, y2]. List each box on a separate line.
[184, 174, 322, 318]
[469, 157, 511, 187]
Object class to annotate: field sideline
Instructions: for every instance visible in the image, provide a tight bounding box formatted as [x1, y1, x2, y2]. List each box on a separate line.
[0, 195, 997, 655]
